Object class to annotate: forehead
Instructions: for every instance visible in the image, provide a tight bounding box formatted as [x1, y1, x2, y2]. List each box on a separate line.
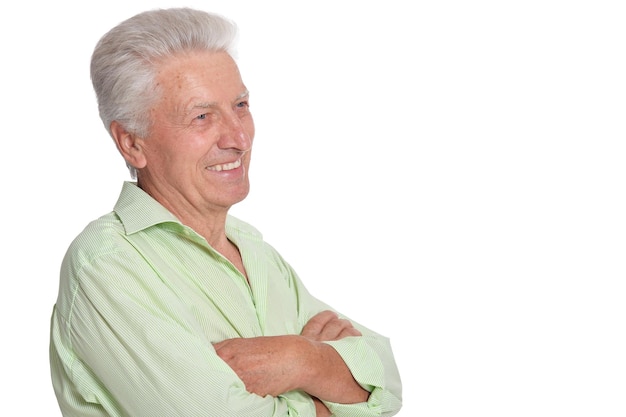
[154, 50, 244, 103]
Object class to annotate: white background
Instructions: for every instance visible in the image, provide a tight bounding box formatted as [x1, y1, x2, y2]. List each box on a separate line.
[2, 1, 625, 416]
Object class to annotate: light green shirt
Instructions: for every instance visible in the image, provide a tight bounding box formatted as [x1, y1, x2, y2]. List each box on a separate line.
[50, 182, 402, 416]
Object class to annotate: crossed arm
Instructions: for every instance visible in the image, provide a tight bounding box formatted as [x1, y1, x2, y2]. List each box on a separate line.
[214, 310, 370, 416]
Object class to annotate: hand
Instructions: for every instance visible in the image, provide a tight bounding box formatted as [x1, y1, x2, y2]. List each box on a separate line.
[301, 310, 362, 342]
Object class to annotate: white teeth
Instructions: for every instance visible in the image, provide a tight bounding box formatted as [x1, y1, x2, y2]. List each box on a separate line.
[207, 159, 241, 172]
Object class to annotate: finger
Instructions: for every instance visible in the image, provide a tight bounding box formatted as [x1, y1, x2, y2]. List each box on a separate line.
[318, 318, 359, 341]
[301, 310, 338, 338]
[336, 326, 362, 340]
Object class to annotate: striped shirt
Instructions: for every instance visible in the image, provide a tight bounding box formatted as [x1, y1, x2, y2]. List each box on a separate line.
[50, 181, 402, 416]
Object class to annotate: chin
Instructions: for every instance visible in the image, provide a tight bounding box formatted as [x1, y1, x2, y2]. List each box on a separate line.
[225, 186, 250, 207]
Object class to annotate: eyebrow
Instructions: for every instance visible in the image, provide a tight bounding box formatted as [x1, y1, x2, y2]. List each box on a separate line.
[190, 90, 250, 111]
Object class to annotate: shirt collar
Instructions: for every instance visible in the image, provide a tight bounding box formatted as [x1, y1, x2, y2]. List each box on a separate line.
[113, 181, 263, 242]
[114, 181, 181, 235]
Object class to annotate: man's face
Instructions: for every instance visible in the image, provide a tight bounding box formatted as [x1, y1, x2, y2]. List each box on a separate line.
[136, 50, 254, 215]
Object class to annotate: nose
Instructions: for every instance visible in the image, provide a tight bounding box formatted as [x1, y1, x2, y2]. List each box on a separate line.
[218, 113, 253, 152]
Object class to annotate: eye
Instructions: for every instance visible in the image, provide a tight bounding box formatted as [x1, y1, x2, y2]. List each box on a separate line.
[196, 113, 207, 120]
[236, 101, 249, 109]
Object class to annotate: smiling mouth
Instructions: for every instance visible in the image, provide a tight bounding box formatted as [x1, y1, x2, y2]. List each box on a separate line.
[206, 158, 242, 172]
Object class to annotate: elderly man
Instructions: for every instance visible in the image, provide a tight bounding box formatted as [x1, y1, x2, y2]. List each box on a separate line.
[50, 7, 402, 417]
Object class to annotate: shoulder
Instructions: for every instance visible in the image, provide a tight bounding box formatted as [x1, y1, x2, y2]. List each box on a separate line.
[55, 211, 136, 315]
[61, 211, 136, 279]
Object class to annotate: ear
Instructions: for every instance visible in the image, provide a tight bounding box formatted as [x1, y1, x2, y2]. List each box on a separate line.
[110, 121, 147, 170]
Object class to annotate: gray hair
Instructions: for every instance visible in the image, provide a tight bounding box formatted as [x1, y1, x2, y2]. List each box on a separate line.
[90, 8, 239, 178]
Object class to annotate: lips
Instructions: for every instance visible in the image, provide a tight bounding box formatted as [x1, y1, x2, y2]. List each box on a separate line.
[206, 158, 242, 172]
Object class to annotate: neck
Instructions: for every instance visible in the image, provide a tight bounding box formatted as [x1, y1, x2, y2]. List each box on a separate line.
[137, 179, 230, 247]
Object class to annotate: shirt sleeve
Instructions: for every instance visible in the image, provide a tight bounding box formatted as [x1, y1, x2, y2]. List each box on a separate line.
[282, 261, 403, 417]
[323, 336, 403, 417]
[51, 250, 316, 417]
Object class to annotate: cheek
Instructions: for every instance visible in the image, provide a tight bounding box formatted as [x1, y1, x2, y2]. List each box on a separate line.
[246, 119, 255, 143]
[144, 137, 193, 170]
